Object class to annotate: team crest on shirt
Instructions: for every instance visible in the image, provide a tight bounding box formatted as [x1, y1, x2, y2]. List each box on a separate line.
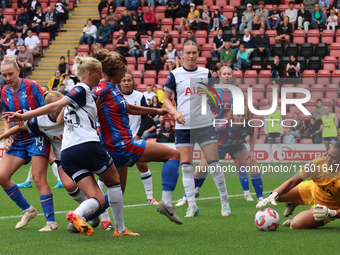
[22, 92, 27, 98]
[135, 140, 142, 145]
[96, 87, 102, 92]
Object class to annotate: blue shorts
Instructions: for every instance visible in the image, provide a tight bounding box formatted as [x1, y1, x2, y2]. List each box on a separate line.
[6, 136, 50, 162]
[61, 142, 113, 183]
[267, 133, 281, 140]
[109, 139, 146, 169]
[323, 137, 338, 143]
[218, 144, 247, 159]
[175, 126, 218, 147]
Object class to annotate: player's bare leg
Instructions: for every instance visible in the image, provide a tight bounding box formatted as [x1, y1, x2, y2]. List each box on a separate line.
[290, 208, 324, 229]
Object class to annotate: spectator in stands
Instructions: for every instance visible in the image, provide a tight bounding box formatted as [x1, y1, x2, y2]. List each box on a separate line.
[229, 26, 240, 57]
[229, 11, 240, 29]
[283, 128, 295, 144]
[156, 121, 175, 142]
[134, 7, 144, 32]
[149, 95, 162, 123]
[90, 42, 103, 55]
[253, 27, 271, 58]
[98, 0, 116, 15]
[326, 9, 338, 32]
[54, 0, 70, 30]
[143, 84, 156, 104]
[145, 43, 162, 74]
[156, 114, 165, 132]
[240, 4, 255, 32]
[321, 105, 339, 151]
[234, 44, 249, 71]
[47, 69, 64, 90]
[94, 18, 111, 46]
[158, 29, 172, 55]
[211, 9, 227, 32]
[216, 42, 235, 70]
[284, 1, 297, 31]
[15, 6, 30, 32]
[271, 55, 284, 78]
[312, 99, 325, 126]
[197, 4, 212, 33]
[118, 9, 132, 34]
[21, 24, 29, 41]
[176, 0, 192, 19]
[266, 3, 282, 30]
[286, 54, 300, 78]
[116, 0, 124, 7]
[6, 43, 19, 60]
[129, 32, 143, 61]
[28, 0, 42, 19]
[211, 70, 219, 84]
[183, 31, 197, 44]
[165, 0, 180, 21]
[311, 3, 326, 31]
[142, 115, 157, 140]
[106, 6, 120, 32]
[25, 29, 40, 60]
[0, 34, 14, 49]
[153, 84, 164, 103]
[31, 6, 44, 35]
[241, 27, 255, 57]
[276, 16, 292, 44]
[164, 42, 177, 71]
[178, 3, 199, 34]
[79, 18, 97, 48]
[58, 83, 68, 95]
[332, 0, 340, 14]
[306, 117, 322, 143]
[319, 0, 330, 18]
[17, 44, 33, 74]
[290, 113, 305, 138]
[211, 29, 225, 58]
[254, 1, 269, 29]
[144, 34, 155, 57]
[63, 73, 74, 91]
[43, 6, 58, 40]
[57, 56, 69, 77]
[157, 0, 167, 6]
[143, 6, 158, 34]
[17, 0, 29, 8]
[0, 18, 14, 35]
[297, 3, 311, 34]
[175, 49, 184, 68]
[113, 29, 128, 54]
[125, 0, 143, 13]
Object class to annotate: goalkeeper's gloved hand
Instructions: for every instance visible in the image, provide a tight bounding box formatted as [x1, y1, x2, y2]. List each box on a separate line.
[256, 191, 279, 208]
[313, 204, 337, 221]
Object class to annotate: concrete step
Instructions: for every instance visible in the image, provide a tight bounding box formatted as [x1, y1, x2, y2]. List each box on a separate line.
[53, 40, 79, 44]
[77, 3, 98, 6]
[54, 35, 80, 39]
[49, 44, 77, 49]
[31, 74, 53, 78]
[39, 58, 64, 62]
[45, 50, 76, 55]
[72, 12, 98, 15]
[38, 63, 61, 67]
[35, 66, 60, 70]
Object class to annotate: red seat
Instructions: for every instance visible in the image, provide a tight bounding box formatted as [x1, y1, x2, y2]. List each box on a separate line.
[252, 84, 265, 102]
[321, 29, 335, 44]
[38, 32, 50, 49]
[310, 84, 324, 98]
[278, 4, 289, 11]
[201, 44, 212, 58]
[169, 30, 179, 45]
[296, 84, 310, 98]
[137, 84, 148, 93]
[144, 70, 157, 84]
[131, 70, 142, 84]
[158, 70, 170, 85]
[126, 56, 136, 65]
[265, 4, 273, 11]
[77, 44, 89, 56]
[317, 70, 331, 84]
[210, 5, 221, 11]
[259, 98, 268, 110]
[137, 57, 147, 71]
[258, 70, 271, 84]
[4, 14, 14, 21]
[4, 8, 15, 19]
[126, 31, 138, 39]
[266, 84, 280, 98]
[208, 31, 218, 44]
[266, 30, 277, 45]
[322, 98, 334, 106]
[197, 57, 207, 68]
[302, 70, 316, 84]
[244, 70, 257, 85]
[330, 43, 340, 58]
[160, 18, 173, 32]
[251, 30, 260, 37]
[323, 56, 337, 71]
[300, 139, 313, 144]
[281, 84, 294, 99]
[215, 0, 227, 6]
[292, 30, 306, 45]
[335, 29, 340, 43]
[115, 6, 125, 15]
[204, 0, 214, 5]
[155, 6, 166, 22]
[233, 70, 243, 84]
[229, 0, 240, 6]
[174, 18, 183, 31]
[195, 30, 208, 46]
[332, 70, 340, 84]
[325, 84, 339, 98]
[307, 29, 320, 45]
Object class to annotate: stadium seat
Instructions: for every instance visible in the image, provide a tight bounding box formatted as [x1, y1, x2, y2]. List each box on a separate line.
[259, 98, 268, 110]
[222, 30, 231, 42]
[4, 8, 15, 19]
[280, 56, 290, 70]
[271, 44, 284, 58]
[323, 56, 336, 71]
[300, 43, 313, 59]
[233, 70, 243, 84]
[252, 84, 265, 102]
[222, 6, 235, 19]
[126, 57, 136, 69]
[336, 29, 340, 43]
[195, 30, 208, 46]
[251, 30, 260, 37]
[315, 43, 328, 58]
[201, 44, 212, 58]
[230, 0, 241, 6]
[4, 14, 14, 21]
[266, 84, 280, 98]
[144, 70, 157, 84]
[126, 31, 138, 39]
[158, 70, 170, 85]
[155, 6, 166, 21]
[296, 83, 310, 93]
[197, 57, 207, 68]
[77, 44, 90, 56]
[215, 0, 227, 6]
[115, 7, 126, 14]
[310, 84, 324, 98]
[131, 70, 142, 84]
[250, 57, 263, 71]
[325, 84, 339, 98]
[137, 84, 148, 92]
[308, 56, 322, 72]
[210, 5, 221, 11]
[300, 139, 313, 144]
[160, 18, 173, 32]
[204, 0, 214, 6]
[208, 31, 218, 44]
[244, 70, 257, 85]
[307, 29, 320, 45]
[317, 70, 331, 84]
[258, 70, 271, 84]
[321, 98, 334, 106]
[265, 4, 273, 11]
[266, 30, 277, 45]
[285, 43, 298, 57]
[265, 57, 274, 69]
[332, 69, 340, 85]
[278, 4, 289, 11]
[321, 29, 334, 44]
[38, 32, 50, 49]
[281, 84, 294, 99]
[330, 43, 340, 58]
[302, 70, 316, 85]
[297, 56, 307, 72]
[292, 30, 306, 45]
[169, 30, 179, 45]
[174, 18, 183, 32]
[137, 57, 146, 71]
[238, 84, 248, 99]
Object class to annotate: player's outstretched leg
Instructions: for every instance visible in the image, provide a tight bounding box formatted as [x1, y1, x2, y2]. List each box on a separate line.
[287, 208, 324, 229]
[137, 163, 159, 205]
[237, 166, 253, 201]
[97, 177, 112, 230]
[50, 161, 63, 189]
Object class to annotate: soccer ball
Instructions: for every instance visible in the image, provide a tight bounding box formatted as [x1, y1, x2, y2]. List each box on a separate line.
[254, 208, 280, 231]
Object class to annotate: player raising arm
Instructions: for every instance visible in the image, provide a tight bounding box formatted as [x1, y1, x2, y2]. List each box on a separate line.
[256, 142, 340, 229]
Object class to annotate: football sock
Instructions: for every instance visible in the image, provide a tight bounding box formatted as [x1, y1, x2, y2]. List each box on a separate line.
[84, 193, 109, 222]
[244, 190, 250, 196]
[140, 170, 153, 200]
[74, 198, 101, 217]
[26, 167, 33, 183]
[107, 183, 125, 233]
[50, 161, 60, 181]
[209, 160, 229, 201]
[68, 187, 87, 204]
[237, 166, 249, 191]
[97, 177, 111, 222]
[251, 173, 263, 200]
[162, 191, 173, 206]
[161, 159, 179, 205]
[4, 184, 30, 210]
[268, 143, 273, 160]
[40, 193, 55, 222]
[181, 163, 196, 207]
[277, 143, 282, 160]
[98, 177, 105, 191]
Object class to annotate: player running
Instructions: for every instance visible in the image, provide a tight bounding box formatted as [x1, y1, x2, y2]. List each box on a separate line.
[163, 41, 230, 217]
[0, 56, 57, 231]
[256, 142, 340, 229]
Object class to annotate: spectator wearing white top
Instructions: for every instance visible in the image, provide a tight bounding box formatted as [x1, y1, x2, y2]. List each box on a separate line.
[144, 34, 156, 57]
[63, 73, 75, 91]
[6, 42, 19, 60]
[24, 29, 40, 61]
[284, 1, 298, 30]
[327, 9, 338, 32]
[164, 43, 177, 71]
[143, 84, 156, 105]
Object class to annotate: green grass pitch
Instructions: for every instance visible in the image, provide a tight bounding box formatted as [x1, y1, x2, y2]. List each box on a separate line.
[0, 162, 339, 255]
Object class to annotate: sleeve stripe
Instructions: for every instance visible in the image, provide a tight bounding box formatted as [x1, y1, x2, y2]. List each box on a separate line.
[164, 87, 174, 94]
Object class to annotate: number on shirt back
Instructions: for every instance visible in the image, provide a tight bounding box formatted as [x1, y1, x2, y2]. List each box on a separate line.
[35, 137, 45, 151]
[64, 110, 81, 132]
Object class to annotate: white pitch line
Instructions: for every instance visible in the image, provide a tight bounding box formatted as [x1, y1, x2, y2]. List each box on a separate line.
[0, 191, 270, 220]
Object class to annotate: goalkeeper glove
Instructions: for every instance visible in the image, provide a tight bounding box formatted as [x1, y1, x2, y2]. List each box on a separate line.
[256, 191, 279, 208]
[313, 204, 338, 221]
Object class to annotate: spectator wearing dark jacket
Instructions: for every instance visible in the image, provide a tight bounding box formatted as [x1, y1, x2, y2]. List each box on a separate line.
[165, 0, 180, 21]
[297, 3, 311, 34]
[134, 7, 144, 33]
[31, 6, 45, 35]
[229, 11, 241, 28]
[266, 3, 282, 30]
[98, 0, 116, 15]
[0, 18, 14, 36]
[43, 6, 58, 40]
[94, 18, 111, 46]
[197, 4, 212, 33]
[119, 9, 131, 34]
[271, 55, 284, 78]
[145, 43, 162, 74]
[241, 27, 255, 58]
[156, 121, 175, 142]
[276, 16, 292, 44]
[54, 0, 70, 29]
[15, 6, 30, 32]
[253, 27, 271, 58]
[28, 0, 42, 18]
